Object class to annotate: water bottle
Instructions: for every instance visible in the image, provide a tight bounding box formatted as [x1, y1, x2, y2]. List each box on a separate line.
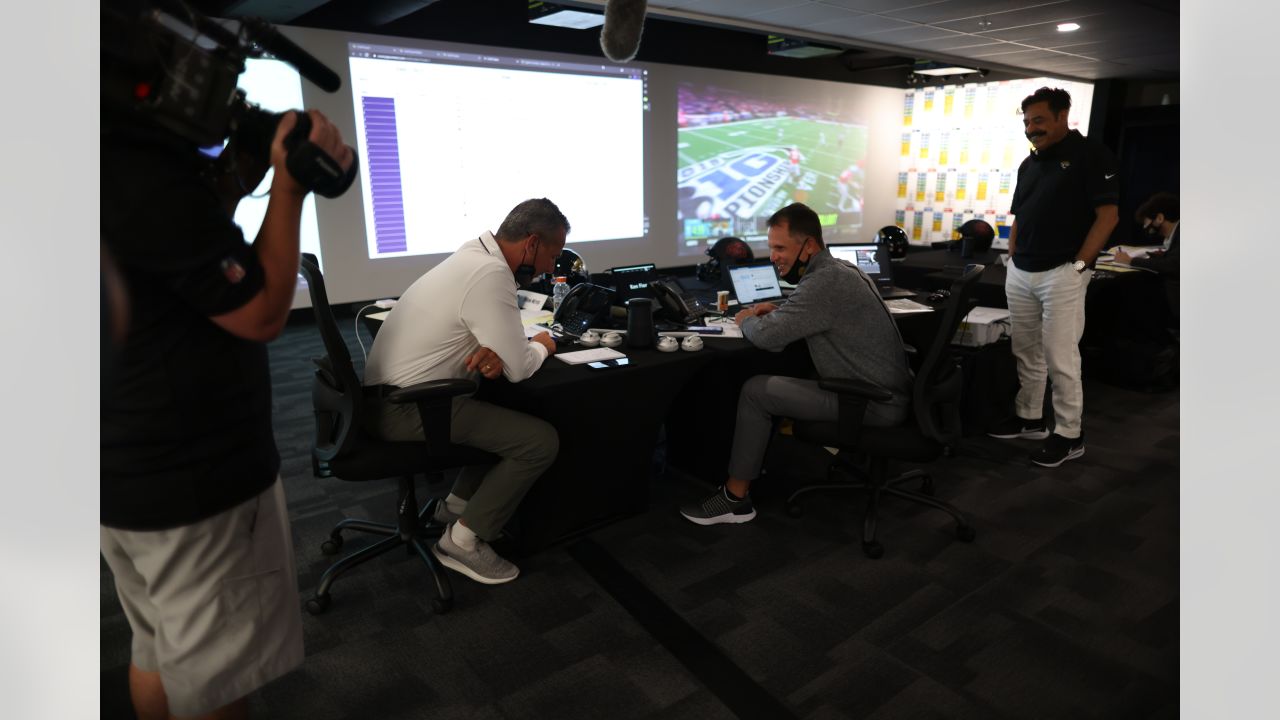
[552, 276, 569, 314]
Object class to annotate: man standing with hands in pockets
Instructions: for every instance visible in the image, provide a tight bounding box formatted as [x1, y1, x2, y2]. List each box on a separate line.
[988, 87, 1119, 467]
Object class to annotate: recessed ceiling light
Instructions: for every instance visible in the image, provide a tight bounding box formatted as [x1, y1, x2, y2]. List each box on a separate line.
[1057, 22, 1081, 32]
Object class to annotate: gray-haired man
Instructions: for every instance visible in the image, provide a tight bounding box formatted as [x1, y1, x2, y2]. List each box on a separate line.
[364, 198, 567, 583]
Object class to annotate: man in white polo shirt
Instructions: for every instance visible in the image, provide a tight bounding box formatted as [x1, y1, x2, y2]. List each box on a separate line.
[363, 198, 565, 584]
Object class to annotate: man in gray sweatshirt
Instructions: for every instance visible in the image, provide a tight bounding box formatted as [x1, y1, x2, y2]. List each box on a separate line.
[681, 202, 913, 526]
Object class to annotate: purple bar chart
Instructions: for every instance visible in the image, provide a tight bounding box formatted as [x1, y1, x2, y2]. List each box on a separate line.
[362, 96, 406, 255]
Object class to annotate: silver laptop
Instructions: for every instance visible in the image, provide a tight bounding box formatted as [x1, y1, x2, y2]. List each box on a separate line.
[828, 243, 916, 299]
[727, 262, 786, 307]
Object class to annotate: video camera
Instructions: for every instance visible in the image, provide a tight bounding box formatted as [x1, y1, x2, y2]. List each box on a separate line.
[101, 0, 357, 197]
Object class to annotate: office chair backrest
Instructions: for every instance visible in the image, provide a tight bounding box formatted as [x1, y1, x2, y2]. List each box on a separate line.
[299, 253, 364, 464]
[912, 264, 984, 446]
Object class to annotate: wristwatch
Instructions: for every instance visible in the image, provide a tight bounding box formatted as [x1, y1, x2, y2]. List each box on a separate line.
[1072, 260, 1088, 273]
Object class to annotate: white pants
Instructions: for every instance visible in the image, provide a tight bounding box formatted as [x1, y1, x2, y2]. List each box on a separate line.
[1005, 262, 1091, 439]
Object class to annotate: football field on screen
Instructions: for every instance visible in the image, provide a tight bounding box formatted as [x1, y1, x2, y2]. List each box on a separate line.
[677, 117, 868, 223]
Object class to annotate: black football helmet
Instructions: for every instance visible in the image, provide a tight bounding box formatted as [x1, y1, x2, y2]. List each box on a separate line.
[554, 248, 590, 286]
[696, 236, 753, 282]
[876, 226, 910, 259]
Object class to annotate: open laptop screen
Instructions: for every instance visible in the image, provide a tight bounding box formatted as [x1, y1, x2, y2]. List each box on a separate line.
[829, 243, 889, 289]
[728, 262, 784, 304]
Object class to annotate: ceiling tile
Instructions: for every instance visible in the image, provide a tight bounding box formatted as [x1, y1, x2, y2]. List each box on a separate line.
[819, 0, 949, 13]
[816, 14, 919, 35]
[862, 24, 976, 43]
[686, 0, 804, 17]
[895, 33, 1009, 52]
[936, 5, 1104, 34]
[1110, 52, 1179, 73]
[979, 18, 1130, 46]
[748, 3, 864, 28]
[1082, 41, 1178, 62]
[649, 0, 713, 9]
[887, 0, 1072, 25]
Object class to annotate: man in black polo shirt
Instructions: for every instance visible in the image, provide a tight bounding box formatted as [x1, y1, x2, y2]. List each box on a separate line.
[101, 107, 353, 718]
[988, 87, 1119, 467]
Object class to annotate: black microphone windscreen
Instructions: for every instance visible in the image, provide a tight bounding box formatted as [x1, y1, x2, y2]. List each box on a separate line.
[245, 18, 341, 92]
[600, 0, 647, 63]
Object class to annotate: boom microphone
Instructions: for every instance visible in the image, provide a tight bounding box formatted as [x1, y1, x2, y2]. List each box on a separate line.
[599, 0, 647, 63]
[241, 17, 342, 92]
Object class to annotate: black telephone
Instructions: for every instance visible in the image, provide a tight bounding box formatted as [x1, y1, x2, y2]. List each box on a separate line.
[553, 282, 614, 337]
[650, 280, 700, 324]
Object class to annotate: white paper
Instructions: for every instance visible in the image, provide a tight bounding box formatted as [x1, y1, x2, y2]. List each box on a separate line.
[885, 298, 934, 314]
[1105, 245, 1155, 260]
[963, 306, 1011, 324]
[702, 317, 744, 338]
[555, 348, 626, 365]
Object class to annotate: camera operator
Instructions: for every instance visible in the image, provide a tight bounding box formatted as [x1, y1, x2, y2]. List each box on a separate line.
[101, 30, 354, 717]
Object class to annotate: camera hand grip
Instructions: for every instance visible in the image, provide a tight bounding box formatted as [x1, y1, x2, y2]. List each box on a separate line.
[282, 113, 358, 198]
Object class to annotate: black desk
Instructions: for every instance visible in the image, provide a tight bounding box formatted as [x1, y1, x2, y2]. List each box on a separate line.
[362, 302, 1004, 552]
[893, 249, 1008, 306]
[473, 343, 719, 553]
[893, 249, 1175, 387]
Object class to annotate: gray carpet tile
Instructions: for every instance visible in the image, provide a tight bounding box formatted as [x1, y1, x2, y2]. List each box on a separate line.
[102, 318, 1179, 719]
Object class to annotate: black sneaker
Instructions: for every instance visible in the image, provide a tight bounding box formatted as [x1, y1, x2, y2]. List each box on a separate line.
[680, 486, 757, 526]
[988, 416, 1050, 440]
[1031, 433, 1085, 468]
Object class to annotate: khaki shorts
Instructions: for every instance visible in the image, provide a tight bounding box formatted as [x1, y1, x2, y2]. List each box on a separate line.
[101, 477, 304, 716]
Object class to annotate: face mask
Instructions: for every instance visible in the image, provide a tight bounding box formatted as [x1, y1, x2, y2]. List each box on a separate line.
[513, 240, 540, 288]
[780, 238, 811, 284]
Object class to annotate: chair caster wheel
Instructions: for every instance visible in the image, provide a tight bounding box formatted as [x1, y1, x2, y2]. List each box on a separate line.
[956, 525, 976, 542]
[431, 597, 453, 615]
[305, 595, 331, 615]
[321, 535, 343, 555]
[862, 541, 884, 559]
[786, 503, 803, 518]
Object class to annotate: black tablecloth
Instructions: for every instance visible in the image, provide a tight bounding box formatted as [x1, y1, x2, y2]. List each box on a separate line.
[473, 342, 719, 552]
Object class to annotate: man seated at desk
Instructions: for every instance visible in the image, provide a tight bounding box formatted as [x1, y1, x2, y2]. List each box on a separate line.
[1113, 191, 1179, 333]
[680, 202, 914, 525]
[363, 198, 565, 584]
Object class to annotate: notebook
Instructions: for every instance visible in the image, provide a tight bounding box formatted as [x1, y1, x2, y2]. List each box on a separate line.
[828, 243, 916, 299]
[727, 262, 786, 306]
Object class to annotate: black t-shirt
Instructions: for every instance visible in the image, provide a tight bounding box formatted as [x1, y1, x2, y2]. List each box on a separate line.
[1009, 130, 1119, 272]
[101, 132, 280, 530]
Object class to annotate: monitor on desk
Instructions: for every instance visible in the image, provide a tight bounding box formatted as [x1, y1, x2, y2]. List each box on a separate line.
[609, 263, 657, 305]
[830, 243, 892, 288]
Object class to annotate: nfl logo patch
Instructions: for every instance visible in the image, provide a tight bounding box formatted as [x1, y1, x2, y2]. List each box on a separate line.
[221, 257, 247, 284]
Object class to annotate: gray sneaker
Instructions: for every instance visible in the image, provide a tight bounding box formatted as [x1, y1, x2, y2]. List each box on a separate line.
[680, 486, 756, 526]
[432, 523, 520, 585]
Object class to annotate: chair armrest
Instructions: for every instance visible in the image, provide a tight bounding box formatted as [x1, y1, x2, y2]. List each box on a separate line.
[817, 378, 894, 403]
[385, 379, 478, 405]
[812, 378, 894, 447]
[383, 380, 477, 457]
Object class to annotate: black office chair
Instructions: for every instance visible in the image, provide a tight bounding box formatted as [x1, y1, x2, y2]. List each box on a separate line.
[785, 264, 985, 558]
[298, 254, 496, 615]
